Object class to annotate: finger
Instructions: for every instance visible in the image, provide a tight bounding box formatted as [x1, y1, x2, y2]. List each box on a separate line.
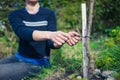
[74, 36, 81, 41]
[67, 39, 73, 46]
[68, 38, 76, 45]
[54, 40, 63, 46]
[54, 42, 63, 47]
[73, 32, 80, 36]
[55, 36, 66, 44]
[57, 34, 68, 42]
[69, 31, 80, 36]
[59, 31, 71, 40]
[51, 37, 64, 45]
[72, 37, 78, 43]
[70, 39, 76, 45]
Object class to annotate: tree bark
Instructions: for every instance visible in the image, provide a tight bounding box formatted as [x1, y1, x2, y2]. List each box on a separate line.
[87, 0, 95, 79]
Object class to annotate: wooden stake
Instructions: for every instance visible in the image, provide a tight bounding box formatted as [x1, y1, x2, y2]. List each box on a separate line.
[81, 3, 89, 79]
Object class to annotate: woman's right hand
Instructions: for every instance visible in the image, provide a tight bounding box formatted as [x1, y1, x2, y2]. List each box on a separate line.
[49, 31, 70, 48]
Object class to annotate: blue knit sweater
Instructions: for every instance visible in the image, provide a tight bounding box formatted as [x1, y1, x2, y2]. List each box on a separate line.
[8, 7, 57, 59]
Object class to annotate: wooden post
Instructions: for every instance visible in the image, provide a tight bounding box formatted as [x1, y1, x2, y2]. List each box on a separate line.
[81, 3, 89, 79]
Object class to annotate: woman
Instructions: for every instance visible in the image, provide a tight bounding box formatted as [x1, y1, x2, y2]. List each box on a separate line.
[0, 0, 80, 80]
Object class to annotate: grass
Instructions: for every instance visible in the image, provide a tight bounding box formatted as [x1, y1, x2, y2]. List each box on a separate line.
[37, 38, 118, 80]
[27, 43, 83, 80]
[29, 41, 103, 80]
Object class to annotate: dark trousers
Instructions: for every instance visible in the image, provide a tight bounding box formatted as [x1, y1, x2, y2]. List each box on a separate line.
[0, 55, 41, 80]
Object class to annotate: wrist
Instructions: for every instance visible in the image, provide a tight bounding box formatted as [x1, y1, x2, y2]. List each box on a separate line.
[46, 31, 53, 40]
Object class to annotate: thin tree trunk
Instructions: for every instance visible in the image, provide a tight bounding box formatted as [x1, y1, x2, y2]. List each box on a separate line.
[87, 0, 95, 79]
[87, 0, 95, 38]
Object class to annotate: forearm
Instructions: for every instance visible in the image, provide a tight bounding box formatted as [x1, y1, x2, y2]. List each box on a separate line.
[32, 30, 71, 48]
[32, 30, 63, 48]
[32, 30, 52, 41]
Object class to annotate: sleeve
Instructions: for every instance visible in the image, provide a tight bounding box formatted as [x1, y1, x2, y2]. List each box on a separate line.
[8, 11, 34, 41]
[47, 10, 58, 49]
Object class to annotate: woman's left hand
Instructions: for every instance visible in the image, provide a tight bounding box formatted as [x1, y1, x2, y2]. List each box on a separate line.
[67, 31, 81, 46]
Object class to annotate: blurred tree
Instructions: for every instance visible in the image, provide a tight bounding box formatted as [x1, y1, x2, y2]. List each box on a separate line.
[0, 0, 25, 57]
[93, 0, 120, 33]
[0, 0, 25, 31]
[0, 0, 119, 32]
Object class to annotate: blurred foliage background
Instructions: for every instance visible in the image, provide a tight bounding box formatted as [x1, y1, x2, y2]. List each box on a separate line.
[0, 0, 120, 80]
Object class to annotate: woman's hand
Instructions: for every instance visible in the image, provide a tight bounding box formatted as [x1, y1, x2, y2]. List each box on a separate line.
[67, 31, 81, 46]
[49, 31, 70, 48]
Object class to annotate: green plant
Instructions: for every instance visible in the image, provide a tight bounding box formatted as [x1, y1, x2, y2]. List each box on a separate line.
[110, 45, 120, 72]
[0, 25, 18, 58]
[51, 43, 83, 72]
[114, 73, 120, 80]
[95, 27, 120, 71]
